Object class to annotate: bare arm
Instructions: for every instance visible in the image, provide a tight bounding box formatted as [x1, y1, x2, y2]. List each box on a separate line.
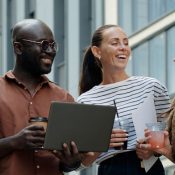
[0, 136, 18, 158]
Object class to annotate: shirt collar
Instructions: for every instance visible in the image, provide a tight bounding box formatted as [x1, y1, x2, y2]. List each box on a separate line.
[4, 70, 50, 86]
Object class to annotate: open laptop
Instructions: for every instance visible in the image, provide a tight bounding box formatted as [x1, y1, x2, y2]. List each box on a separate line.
[44, 101, 115, 152]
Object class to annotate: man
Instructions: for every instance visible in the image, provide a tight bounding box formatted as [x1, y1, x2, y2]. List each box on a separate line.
[0, 19, 82, 175]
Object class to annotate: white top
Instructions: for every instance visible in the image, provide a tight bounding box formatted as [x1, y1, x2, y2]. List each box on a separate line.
[77, 76, 170, 158]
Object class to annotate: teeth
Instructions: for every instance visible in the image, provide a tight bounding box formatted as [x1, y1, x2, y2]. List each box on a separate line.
[42, 58, 52, 64]
[117, 55, 126, 59]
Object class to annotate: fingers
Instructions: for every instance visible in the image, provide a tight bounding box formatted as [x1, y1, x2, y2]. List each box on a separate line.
[137, 143, 152, 150]
[110, 129, 128, 148]
[109, 142, 124, 148]
[70, 141, 79, 155]
[85, 152, 96, 156]
[136, 146, 153, 160]
[61, 141, 80, 157]
[112, 128, 126, 133]
[163, 130, 169, 136]
[62, 143, 71, 156]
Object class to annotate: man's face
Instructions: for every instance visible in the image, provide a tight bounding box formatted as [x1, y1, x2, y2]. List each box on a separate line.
[20, 24, 57, 75]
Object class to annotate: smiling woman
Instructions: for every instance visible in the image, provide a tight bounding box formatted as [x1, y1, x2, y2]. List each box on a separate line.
[77, 24, 170, 175]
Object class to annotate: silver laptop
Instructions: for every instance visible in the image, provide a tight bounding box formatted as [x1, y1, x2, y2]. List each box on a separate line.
[44, 102, 115, 152]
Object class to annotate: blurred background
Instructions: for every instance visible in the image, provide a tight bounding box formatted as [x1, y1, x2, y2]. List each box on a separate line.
[0, 0, 175, 174]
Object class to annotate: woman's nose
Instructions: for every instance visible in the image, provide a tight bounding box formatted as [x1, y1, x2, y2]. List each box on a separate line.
[118, 43, 126, 50]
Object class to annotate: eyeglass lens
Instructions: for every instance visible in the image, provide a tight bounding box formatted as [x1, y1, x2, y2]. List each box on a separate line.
[41, 40, 58, 52]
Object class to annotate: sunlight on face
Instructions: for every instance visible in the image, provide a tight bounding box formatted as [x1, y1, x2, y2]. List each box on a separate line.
[99, 27, 131, 71]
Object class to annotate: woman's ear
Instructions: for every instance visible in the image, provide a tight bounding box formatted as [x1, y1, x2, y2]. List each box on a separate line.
[13, 42, 22, 55]
[91, 46, 101, 60]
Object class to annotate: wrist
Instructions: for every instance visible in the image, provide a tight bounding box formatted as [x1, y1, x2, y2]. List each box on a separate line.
[76, 163, 88, 171]
[59, 160, 81, 172]
[153, 153, 161, 157]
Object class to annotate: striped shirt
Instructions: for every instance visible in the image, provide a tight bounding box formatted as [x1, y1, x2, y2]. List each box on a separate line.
[77, 76, 170, 152]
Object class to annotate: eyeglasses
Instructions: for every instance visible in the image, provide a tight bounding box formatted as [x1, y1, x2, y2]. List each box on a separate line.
[20, 39, 58, 52]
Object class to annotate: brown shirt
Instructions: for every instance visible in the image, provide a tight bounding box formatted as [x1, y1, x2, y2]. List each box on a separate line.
[0, 71, 74, 175]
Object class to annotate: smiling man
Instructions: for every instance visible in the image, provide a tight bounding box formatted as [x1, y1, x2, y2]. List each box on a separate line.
[0, 19, 82, 175]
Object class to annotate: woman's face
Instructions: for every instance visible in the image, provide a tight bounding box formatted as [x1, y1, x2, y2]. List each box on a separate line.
[98, 27, 131, 71]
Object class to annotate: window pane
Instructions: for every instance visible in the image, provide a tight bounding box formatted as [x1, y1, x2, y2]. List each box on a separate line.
[166, 0, 175, 12]
[0, 34, 2, 75]
[148, 0, 166, 22]
[0, 0, 2, 75]
[118, 0, 133, 35]
[167, 27, 175, 94]
[132, 43, 149, 76]
[149, 33, 166, 84]
[133, 0, 148, 31]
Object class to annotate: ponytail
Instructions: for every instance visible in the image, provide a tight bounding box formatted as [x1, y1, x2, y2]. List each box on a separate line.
[79, 46, 102, 95]
[79, 25, 119, 95]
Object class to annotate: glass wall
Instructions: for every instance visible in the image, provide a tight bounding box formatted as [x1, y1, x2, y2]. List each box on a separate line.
[131, 26, 175, 95]
[132, 43, 149, 76]
[167, 26, 175, 94]
[118, 0, 175, 35]
[7, 0, 16, 70]
[149, 33, 166, 84]
[54, 0, 65, 87]
[0, 0, 2, 75]
[118, 0, 175, 96]
[25, 0, 36, 18]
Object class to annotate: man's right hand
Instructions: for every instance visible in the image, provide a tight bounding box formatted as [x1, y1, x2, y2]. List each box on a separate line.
[0, 125, 45, 158]
[12, 125, 45, 150]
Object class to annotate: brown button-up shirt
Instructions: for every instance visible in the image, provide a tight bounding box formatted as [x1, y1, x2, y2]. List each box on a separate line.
[0, 71, 74, 175]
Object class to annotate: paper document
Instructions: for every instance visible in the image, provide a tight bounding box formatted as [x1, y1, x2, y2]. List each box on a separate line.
[95, 148, 132, 164]
[132, 93, 158, 172]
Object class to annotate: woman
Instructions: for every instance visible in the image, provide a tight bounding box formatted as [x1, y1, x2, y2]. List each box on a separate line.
[77, 25, 170, 175]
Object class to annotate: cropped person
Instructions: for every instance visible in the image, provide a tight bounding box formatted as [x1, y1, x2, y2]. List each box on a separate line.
[139, 98, 175, 163]
[77, 24, 170, 175]
[0, 19, 82, 175]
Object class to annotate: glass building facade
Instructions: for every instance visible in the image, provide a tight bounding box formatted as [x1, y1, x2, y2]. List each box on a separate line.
[117, 0, 175, 96]
[0, 0, 175, 175]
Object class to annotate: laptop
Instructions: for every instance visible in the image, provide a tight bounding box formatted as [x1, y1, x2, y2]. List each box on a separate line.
[44, 101, 115, 152]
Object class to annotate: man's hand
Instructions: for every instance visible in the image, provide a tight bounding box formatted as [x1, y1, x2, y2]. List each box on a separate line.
[0, 125, 45, 158]
[12, 125, 45, 150]
[57, 141, 82, 172]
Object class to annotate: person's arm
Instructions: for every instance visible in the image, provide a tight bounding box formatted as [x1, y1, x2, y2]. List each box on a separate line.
[58, 141, 100, 172]
[58, 127, 126, 171]
[0, 125, 45, 158]
[137, 130, 174, 162]
[159, 144, 173, 162]
[0, 136, 18, 158]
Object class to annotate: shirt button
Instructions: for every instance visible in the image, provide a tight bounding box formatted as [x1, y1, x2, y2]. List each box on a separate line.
[36, 165, 40, 169]
[30, 102, 33, 105]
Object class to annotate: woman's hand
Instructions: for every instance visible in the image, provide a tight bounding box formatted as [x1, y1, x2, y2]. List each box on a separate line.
[110, 128, 128, 149]
[136, 130, 173, 161]
[136, 138, 153, 160]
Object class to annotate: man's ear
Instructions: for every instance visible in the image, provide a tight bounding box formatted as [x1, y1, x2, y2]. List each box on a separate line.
[91, 46, 101, 60]
[13, 42, 23, 55]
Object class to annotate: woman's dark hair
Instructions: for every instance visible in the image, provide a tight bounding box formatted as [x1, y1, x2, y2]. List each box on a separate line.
[79, 24, 118, 95]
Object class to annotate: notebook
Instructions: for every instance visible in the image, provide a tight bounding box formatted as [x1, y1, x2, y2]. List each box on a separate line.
[44, 101, 115, 152]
